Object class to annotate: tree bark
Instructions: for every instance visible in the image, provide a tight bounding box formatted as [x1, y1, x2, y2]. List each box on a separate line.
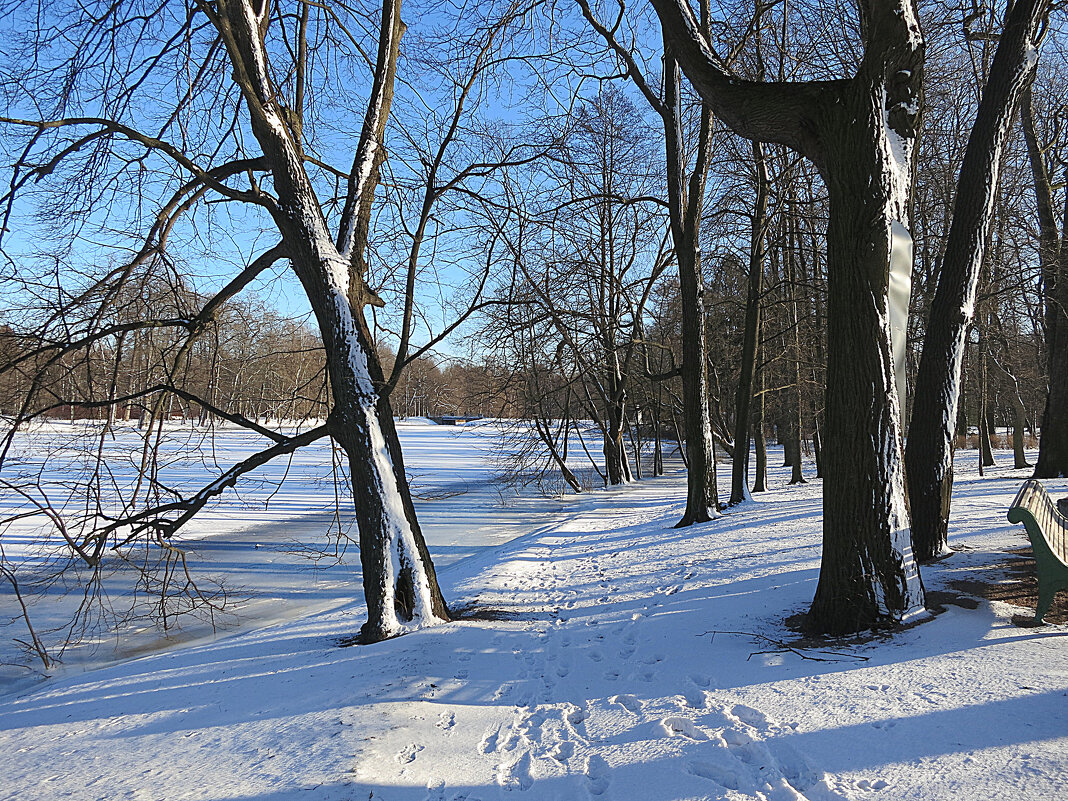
[753, 385, 768, 493]
[1022, 90, 1068, 478]
[653, 0, 926, 632]
[810, 87, 925, 633]
[664, 51, 719, 524]
[786, 195, 807, 486]
[213, 0, 448, 642]
[905, 0, 1049, 559]
[730, 140, 768, 505]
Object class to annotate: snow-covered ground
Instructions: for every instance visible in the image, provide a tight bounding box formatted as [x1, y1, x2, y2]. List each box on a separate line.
[1, 426, 1066, 801]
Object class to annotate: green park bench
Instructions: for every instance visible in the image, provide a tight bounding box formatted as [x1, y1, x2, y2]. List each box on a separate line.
[1007, 479, 1068, 624]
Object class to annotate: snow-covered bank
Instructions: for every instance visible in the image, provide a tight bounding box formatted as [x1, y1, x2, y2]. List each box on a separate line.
[1, 447, 1065, 800]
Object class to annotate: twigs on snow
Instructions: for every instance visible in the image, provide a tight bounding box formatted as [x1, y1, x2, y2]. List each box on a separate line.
[699, 630, 870, 663]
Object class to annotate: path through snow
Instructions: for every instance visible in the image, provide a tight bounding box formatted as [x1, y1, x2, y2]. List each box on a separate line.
[1, 449, 1066, 800]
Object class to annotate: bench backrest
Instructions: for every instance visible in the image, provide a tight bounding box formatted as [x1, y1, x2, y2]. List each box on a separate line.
[1008, 479, 1068, 567]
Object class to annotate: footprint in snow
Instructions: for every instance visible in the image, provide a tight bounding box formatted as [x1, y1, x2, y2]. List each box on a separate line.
[552, 741, 575, 763]
[425, 778, 447, 801]
[722, 728, 779, 776]
[767, 740, 821, 792]
[479, 725, 501, 754]
[661, 717, 709, 741]
[721, 726, 757, 749]
[609, 694, 642, 714]
[564, 703, 590, 740]
[585, 754, 611, 796]
[855, 778, 891, 791]
[688, 755, 754, 793]
[437, 712, 456, 732]
[731, 703, 772, 731]
[497, 750, 533, 791]
[680, 688, 708, 709]
[689, 673, 712, 688]
[396, 743, 424, 764]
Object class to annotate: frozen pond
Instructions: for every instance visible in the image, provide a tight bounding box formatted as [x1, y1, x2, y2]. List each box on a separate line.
[0, 419, 612, 692]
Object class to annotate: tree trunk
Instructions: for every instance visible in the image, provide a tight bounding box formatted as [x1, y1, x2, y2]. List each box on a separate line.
[603, 402, 631, 485]
[654, 0, 926, 633]
[979, 327, 995, 470]
[786, 196, 807, 486]
[1011, 400, 1029, 470]
[906, 0, 1049, 558]
[730, 140, 768, 505]
[812, 419, 823, 478]
[1025, 85, 1068, 478]
[809, 99, 925, 633]
[653, 385, 665, 477]
[215, 0, 448, 642]
[753, 370, 768, 493]
[663, 50, 719, 525]
[533, 417, 583, 493]
[988, 327, 1031, 471]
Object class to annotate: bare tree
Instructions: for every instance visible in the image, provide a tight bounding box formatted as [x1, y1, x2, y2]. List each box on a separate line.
[575, 0, 721, 520]
[0, 0, 470, 644]
[906, 0, 1051, 560]
[652, 0, 927, 634]
[1021, 79, 1068, 478]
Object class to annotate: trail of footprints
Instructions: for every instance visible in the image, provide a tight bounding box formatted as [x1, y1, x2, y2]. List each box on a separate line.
[474, 683, 845, 800]
[401, 550, 856, 801]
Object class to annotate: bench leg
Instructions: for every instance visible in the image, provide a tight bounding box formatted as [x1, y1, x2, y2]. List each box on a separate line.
[1034, 583, 1055, 624]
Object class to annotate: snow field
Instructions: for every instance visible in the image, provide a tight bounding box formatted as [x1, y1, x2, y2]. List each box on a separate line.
[0, 429, 1066, 800]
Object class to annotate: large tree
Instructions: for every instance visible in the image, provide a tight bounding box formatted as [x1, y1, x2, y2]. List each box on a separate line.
[0, 0, 455, 643]
[1022, 85, 1068, 478]
[575, 0, 721, 523]
[905, 0, 1050, 560]
[651, 0, 926, 633]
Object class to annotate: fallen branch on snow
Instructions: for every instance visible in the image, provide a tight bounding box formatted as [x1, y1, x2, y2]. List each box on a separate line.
[699, 630, 871, 663]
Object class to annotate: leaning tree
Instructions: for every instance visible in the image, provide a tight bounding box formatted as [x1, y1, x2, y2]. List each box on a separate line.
[1022, 78, 1068, 479]
[0, 0, 482, 643]
[905, 0, 1051, 560]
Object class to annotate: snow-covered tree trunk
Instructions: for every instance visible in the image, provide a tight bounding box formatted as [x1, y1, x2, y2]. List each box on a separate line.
[808, 43, 926, 632]
[905, 0, 1049, 559]
[213, 0, 448, 641]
